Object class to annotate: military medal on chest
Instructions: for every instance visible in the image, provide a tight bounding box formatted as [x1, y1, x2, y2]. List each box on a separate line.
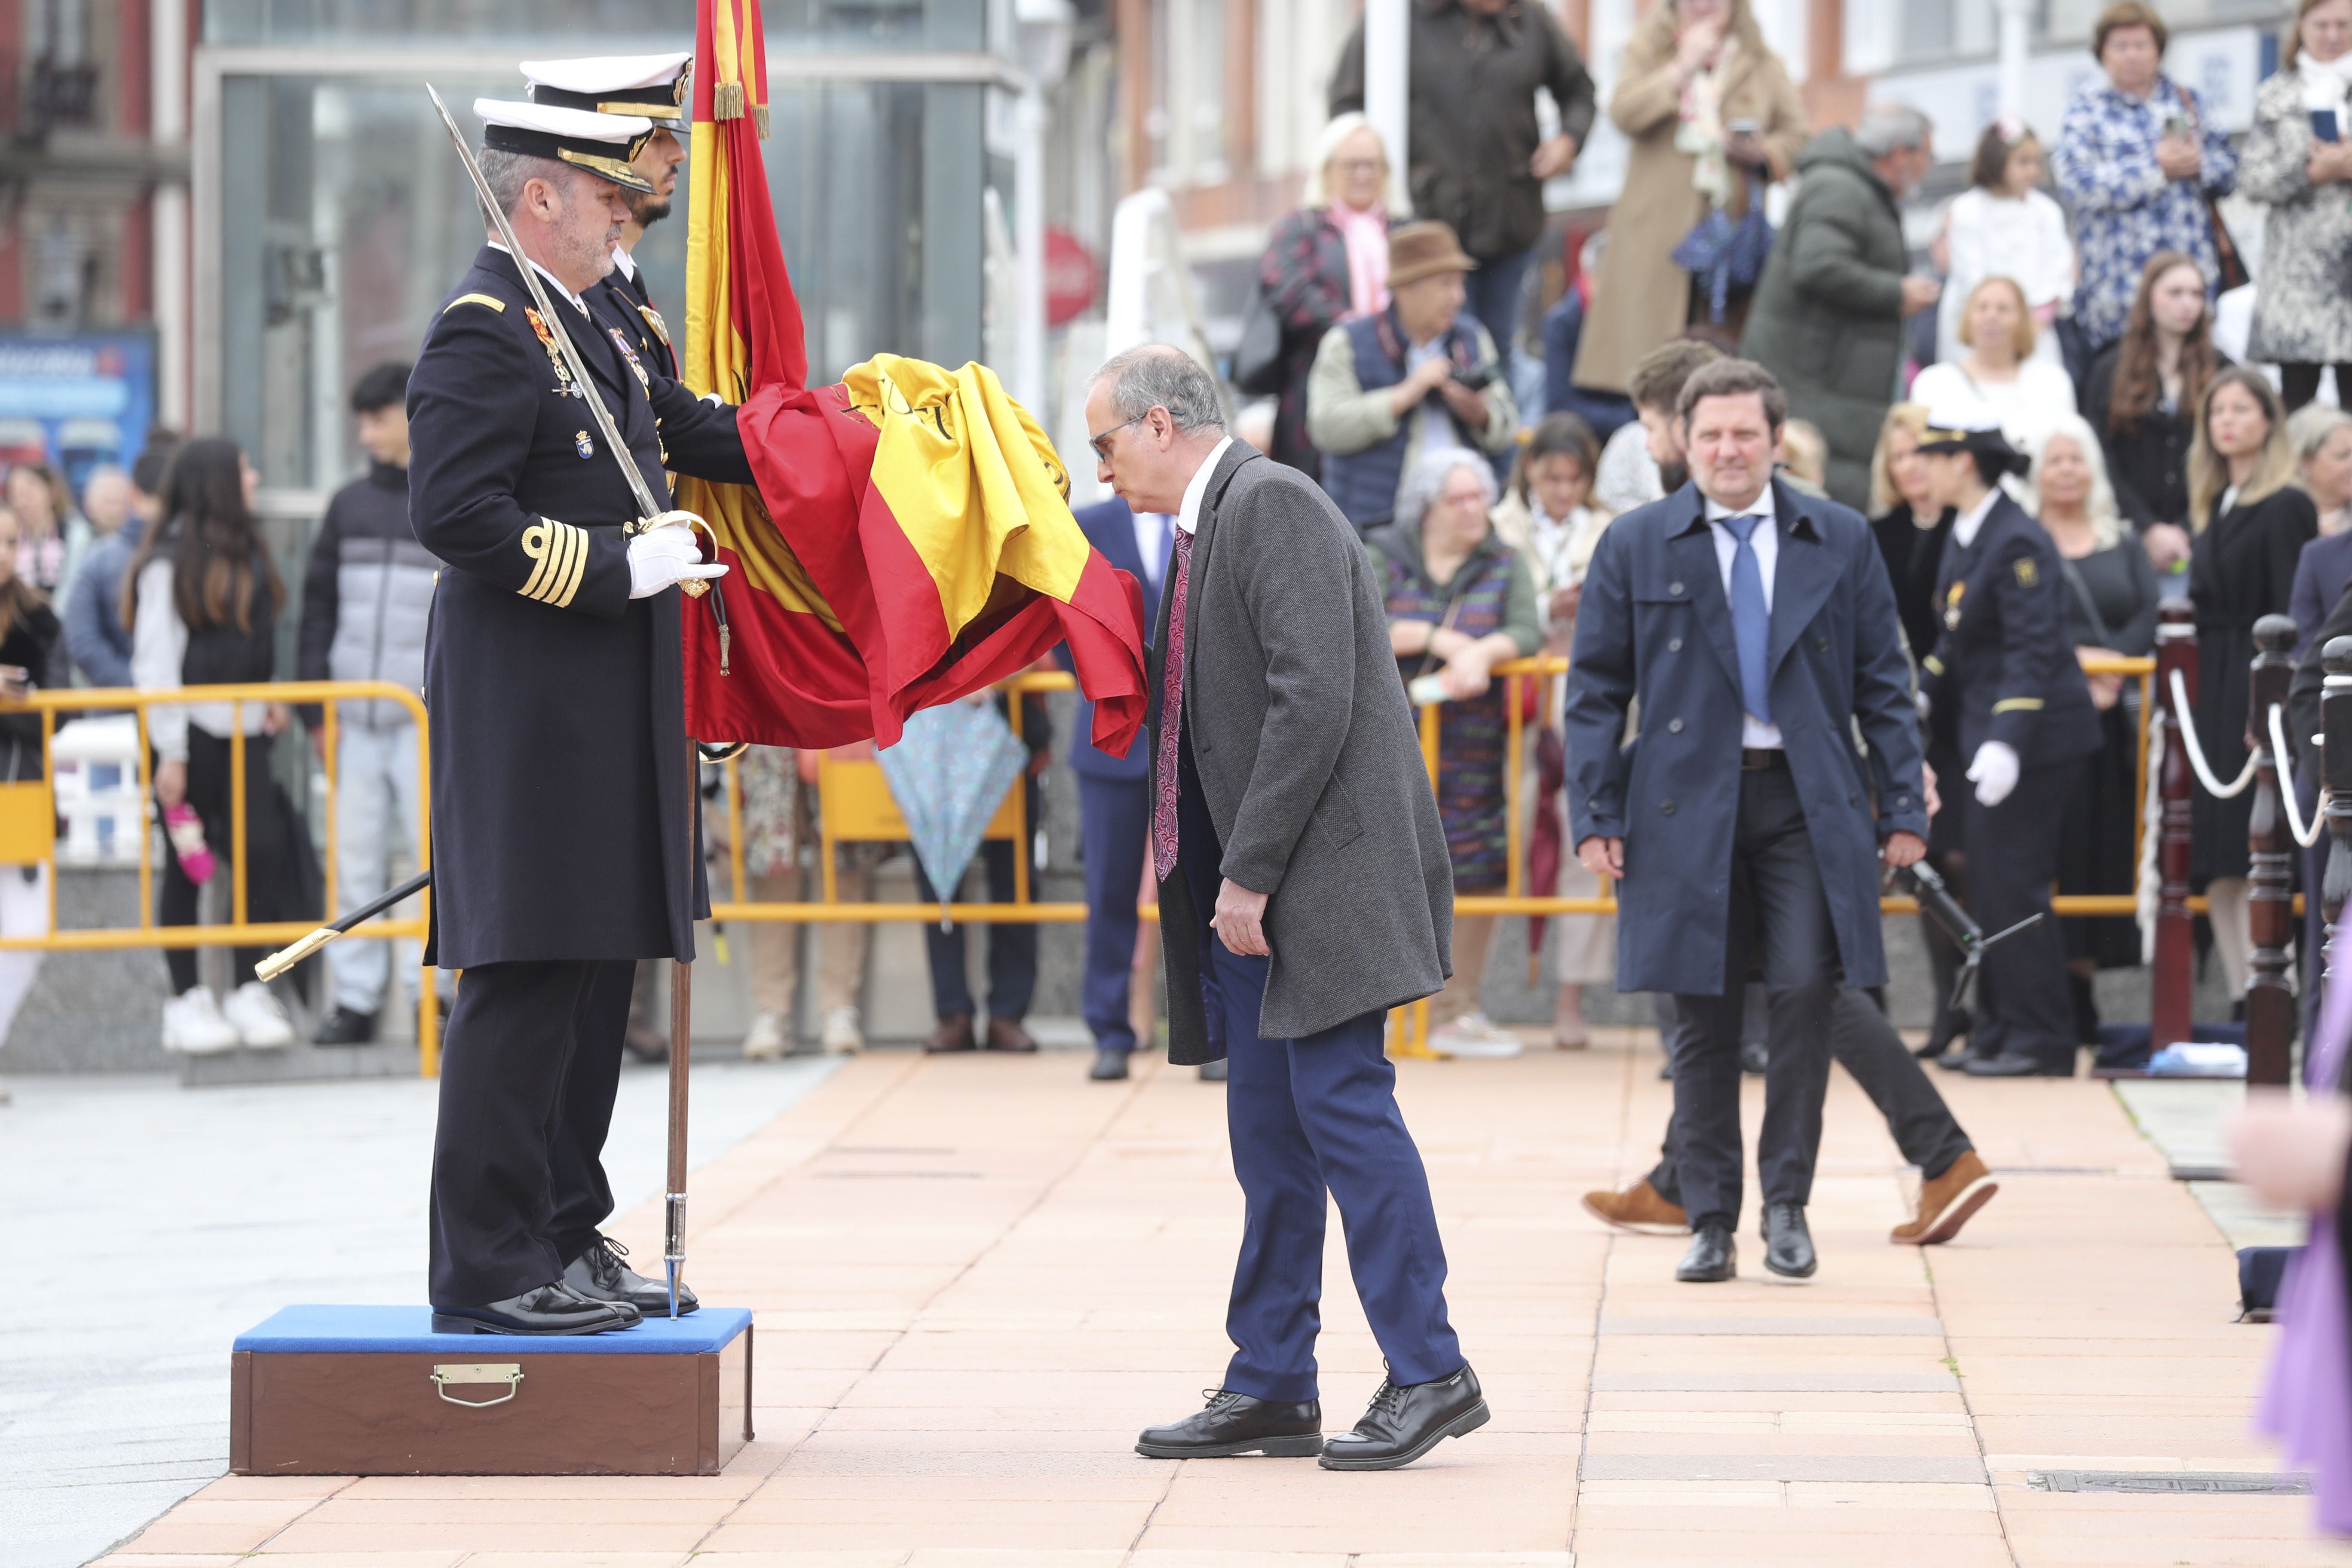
[525, 307, 578, 398]
[1945, 580, 1966, 630]
[606, 325, 652, 393]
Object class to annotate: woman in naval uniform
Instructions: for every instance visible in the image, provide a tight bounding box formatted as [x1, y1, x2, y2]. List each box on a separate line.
[1914, 405, 2101, 1077]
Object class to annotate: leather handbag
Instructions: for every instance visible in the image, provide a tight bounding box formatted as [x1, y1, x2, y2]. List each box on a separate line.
[1230, 276, 1286, 397]
[2203, 195, 2251, 292]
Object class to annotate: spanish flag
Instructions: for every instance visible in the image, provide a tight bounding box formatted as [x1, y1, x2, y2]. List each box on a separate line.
[678, 0, 1147, 753]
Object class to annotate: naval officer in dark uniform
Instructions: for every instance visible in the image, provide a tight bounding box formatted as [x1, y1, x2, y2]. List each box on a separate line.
[412, 99, 752, 1335]
[525, 54, 687, 381]
[1914, 406, 2100, 1079]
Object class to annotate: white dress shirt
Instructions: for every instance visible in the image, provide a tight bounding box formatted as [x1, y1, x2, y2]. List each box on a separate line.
[609, 242, 639, 285]
[1951, 484, 2002, 549]
[1703, 486, 1783, 749]
[1174, 436, 1235, 537]
[1132, 510, 1174, 590]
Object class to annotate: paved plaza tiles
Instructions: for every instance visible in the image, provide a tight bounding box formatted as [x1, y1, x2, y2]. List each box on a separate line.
[86, 1032, 2352, 1567]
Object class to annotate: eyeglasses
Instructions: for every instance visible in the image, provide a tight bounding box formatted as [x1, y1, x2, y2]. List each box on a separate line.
[1089, 413, 1148, 463]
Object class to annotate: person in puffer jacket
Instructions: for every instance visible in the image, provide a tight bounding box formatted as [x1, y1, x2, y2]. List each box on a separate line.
[297, 361, 439, 1045]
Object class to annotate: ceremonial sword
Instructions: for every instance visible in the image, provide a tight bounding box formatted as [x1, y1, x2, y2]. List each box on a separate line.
[425, 84, 701, 1317]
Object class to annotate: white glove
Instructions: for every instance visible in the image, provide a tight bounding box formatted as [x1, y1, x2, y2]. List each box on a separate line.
[1966, 740, 2021, 808]
[626, 519, 729, 599]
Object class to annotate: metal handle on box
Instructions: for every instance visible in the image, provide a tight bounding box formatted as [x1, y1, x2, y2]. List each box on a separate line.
[430, 1362, 524, 1408]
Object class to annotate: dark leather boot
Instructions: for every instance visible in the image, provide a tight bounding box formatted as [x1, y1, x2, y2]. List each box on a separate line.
[1136, 1389, 1323, 1458]
[1319, 1365, 1489, 1470]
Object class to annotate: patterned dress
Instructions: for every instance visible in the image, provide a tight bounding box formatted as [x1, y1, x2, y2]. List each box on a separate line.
[2051, 75, 2240, 352]
[1378, 542, 1522, 893]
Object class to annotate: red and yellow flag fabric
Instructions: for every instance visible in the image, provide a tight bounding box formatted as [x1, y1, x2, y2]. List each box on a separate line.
[678, 0, 1146, 753]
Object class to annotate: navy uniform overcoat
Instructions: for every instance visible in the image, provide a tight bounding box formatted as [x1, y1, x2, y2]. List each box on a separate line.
[409, 245, 753, 969]
[1562, 477, 1927, 995]
[1919, 492, 2101, 769]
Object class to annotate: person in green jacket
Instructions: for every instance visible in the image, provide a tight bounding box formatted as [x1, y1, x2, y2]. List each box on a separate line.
[1740, 105, 1943, 508]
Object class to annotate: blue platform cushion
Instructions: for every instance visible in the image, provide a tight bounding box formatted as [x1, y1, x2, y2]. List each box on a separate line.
[235, 1305, 752, 1355]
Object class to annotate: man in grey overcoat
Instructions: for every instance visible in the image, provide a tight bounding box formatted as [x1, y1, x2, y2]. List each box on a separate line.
[1085, 346, 1488, 1474]
[1564, 358, 1928, 1284]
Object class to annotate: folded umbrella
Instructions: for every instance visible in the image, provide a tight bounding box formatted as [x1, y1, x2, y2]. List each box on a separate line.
[877, 699, 1034, 930]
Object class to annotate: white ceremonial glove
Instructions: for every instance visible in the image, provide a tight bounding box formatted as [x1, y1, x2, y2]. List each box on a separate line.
[1965, 740, 2021, 808]
[626, 519, 729, 599]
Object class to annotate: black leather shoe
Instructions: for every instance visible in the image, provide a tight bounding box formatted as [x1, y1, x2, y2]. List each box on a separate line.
[564, 1234, 697, 1316]
[1089, 1048, 1130, 1081]
[432, 1281, 636, 1335]
[1319, 1364, 1489, 1470]
[1919, 1006, 1970, 1060]
[1763, 1202, 1816, 1279]
[1964, 1051, 2076, 1078]
[1136, 1388, 1323, 1458]
[313, 1006, 378, 1046]
[1199, 1057, 1228, 1081]
[1936, 1041, 1992, 1072]
[1676, 1221, 1736, 1282]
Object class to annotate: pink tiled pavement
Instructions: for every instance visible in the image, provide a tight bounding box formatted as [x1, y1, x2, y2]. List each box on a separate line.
[93, 1033, 2352, 1566]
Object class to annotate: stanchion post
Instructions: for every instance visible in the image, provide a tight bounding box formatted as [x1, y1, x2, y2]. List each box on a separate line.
[2324, 637, 2352, 942]
[2246, 614, 2300, 1087]
[2152, 600, 2197, 1053]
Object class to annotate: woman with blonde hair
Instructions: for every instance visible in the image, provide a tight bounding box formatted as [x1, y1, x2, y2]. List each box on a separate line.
[1569, 0, 1807, 395]
[1249, 114, 1396, 481]
[2029, 416, 2163, 1036]
[2187, 368, 2317, 995]
[1910, 276, 2078, 454]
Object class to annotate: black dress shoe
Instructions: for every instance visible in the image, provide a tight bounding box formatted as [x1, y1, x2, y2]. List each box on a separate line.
[1319, 1364, 1489, 1470]
[1919, 1006, 1971, 1060]
[432, 1281, 636, 1335]
[1936, 1041, 1992, 1072]
[1676, 1221, 1736, 1282]
[1136, 1389, 1323, 1458]
[1089, 1048, 1130, 1081]
[313, 1006, 378, 1046]
[1963, 1050, 2076, 1078]
[1763, 1202, 1816, 1279]
[1199, 1057, 1228, 1081]
[564, 1235, 697, 1315]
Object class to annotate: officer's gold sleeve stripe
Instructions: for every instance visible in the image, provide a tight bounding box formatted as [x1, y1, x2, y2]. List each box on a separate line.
[1921, 655, 1944, 676]
[444, 292, 506, 314]
[550, 524, 588, 608]
[1993, 697, 2045, 713]
[520, 522, 557, 600]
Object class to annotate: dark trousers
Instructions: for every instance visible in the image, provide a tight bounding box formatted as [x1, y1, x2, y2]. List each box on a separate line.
[1078, 773, 1149, 1053]
[428, 956, 634, 1307]
[912, 780, 1038, 1022]
[160, 729, 303, 993]
[1666, 767, 1838, 1227]
[1646, 988, 1975, 1207]
[2280, 363, 2352, 412]
[1179, 741, 1460, 1400]
[1963, 759, 2083, 1066]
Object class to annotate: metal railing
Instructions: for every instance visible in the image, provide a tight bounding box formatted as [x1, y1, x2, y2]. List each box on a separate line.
[0, 680, 440, 1069]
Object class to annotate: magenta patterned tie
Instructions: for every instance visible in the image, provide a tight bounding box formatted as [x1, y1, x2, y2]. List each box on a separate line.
[1152, 527, 1194, 880]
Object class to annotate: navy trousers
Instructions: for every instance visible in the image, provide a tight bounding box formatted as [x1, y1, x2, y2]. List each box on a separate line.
[1078, 773, 1150, 1053]
[1178, 741, 1461, 1400]
[912, 779, 1039, 1022]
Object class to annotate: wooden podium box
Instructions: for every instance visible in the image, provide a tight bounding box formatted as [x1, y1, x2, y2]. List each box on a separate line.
[230, 1305, 753, 1476]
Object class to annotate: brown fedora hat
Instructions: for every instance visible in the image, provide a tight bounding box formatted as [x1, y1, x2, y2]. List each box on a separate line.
[1387, 220, 1479, 288]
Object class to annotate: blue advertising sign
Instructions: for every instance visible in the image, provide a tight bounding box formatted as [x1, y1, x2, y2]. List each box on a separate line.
[0, 333, 158, 499]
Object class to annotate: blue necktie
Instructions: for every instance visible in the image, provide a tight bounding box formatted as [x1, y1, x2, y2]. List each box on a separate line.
[1721, 514, 1772, 725]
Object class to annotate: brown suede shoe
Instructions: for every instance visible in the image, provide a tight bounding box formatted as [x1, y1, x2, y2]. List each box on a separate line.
[923, 1012, 978, 1053]
[1891, 1150, 1999, 1245]
[1581, 1178, 1688, 1235]
[984, 1016, 1039, 1053]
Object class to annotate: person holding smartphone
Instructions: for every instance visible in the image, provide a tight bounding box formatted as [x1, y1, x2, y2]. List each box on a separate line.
[2242, 0, 2352, 410]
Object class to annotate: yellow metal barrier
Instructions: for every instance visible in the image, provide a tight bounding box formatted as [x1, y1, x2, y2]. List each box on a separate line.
[0, 680, 441, 1074]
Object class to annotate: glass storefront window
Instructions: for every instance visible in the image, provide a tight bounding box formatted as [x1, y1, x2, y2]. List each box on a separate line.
[205, 0, 985, 51]
[214, 74, 985, 487]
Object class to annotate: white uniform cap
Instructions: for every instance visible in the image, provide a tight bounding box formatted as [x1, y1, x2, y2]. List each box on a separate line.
[523, 52, 692, 128]
[474, 99, 656, 192]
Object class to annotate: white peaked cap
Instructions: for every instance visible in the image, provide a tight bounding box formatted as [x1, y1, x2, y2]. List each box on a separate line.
[475, 99, 653, 144]
[521, 52, 691, 95]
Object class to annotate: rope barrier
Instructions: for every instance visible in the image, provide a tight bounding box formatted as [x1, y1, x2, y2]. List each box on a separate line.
[2271, 703, 2331, 851]
[2168, 668, 2259, 799]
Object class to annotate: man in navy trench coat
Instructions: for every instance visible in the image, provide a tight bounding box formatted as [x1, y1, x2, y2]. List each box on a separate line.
[1563, 358, 1926, 1284]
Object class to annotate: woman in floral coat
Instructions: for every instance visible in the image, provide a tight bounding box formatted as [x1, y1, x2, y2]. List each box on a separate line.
[2242, 0, 2352, 410]
[2051, 1, 2239, 357]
